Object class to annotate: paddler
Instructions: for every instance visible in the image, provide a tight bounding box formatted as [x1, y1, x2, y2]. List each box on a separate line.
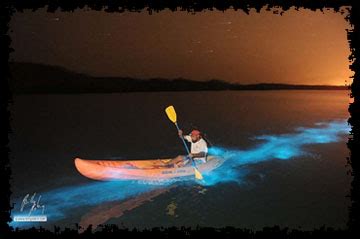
[168, 129, 208, 167]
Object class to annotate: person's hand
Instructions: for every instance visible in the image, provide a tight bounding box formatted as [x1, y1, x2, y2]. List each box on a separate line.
[178, 129, 183, 137]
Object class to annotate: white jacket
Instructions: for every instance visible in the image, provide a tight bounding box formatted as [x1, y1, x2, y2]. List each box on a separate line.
[184, 135, 208, 163]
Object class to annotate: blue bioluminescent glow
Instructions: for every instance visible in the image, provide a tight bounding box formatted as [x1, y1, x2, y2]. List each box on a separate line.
[202, 120, 350, 185]
[10, 120, 350, 228]
[10, 180, 169, 228]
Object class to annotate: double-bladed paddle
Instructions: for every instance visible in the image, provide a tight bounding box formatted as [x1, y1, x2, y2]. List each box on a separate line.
[165, 105, 203, 180]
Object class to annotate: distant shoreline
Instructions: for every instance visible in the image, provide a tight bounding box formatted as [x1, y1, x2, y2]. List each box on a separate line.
[9, 62, 349, 94]
[11, 88, 349, 95]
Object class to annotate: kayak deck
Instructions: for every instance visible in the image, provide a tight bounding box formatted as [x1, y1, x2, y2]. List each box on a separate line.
[74, 156, 223, 181]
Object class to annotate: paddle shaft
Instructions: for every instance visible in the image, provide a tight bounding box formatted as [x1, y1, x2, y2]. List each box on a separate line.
[165, 105, 203, 180]
[174, 123, 197, 168]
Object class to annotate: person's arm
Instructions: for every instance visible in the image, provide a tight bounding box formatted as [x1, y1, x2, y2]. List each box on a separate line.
[178, 130, 191, 142]
[189, 152, 206, 158]
[183, 135, 192, 142]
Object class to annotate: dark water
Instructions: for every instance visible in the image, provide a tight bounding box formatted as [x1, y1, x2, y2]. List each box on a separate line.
[8, 90, 351, 230]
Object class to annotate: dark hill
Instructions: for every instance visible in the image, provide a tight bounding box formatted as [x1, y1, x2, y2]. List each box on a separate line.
[9, 62, 348, 94]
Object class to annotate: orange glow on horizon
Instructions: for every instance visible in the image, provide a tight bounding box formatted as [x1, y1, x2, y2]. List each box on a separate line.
[10, 7, 351, 86]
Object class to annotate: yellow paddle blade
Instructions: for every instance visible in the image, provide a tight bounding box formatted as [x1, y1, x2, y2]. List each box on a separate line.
[194, 168, 203, 180]
[165, 105, 177, 123]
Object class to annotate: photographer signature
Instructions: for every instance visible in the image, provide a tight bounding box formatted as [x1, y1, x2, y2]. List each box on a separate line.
[20, 192, 45, 216]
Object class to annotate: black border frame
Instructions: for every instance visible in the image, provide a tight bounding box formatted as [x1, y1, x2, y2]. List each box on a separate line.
[1, 0, 359, 238]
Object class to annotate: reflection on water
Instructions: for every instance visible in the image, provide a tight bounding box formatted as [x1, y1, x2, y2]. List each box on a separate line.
[79, 186, 176, 230]
[10, 119, 350, 229]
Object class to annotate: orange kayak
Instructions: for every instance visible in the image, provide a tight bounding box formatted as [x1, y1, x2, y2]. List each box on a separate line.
[74, 156, 224, 181]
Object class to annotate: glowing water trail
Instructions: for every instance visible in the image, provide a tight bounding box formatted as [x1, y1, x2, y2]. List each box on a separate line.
[10, 180, 169, 228]
[9, 120, 350, 228]
[202, 120, 350, 185]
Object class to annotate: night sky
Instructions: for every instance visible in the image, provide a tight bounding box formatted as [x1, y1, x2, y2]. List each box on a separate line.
[10, 7, 351, 85]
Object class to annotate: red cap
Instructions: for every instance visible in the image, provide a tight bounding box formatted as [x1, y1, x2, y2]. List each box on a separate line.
[190, 130, 201, 136]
